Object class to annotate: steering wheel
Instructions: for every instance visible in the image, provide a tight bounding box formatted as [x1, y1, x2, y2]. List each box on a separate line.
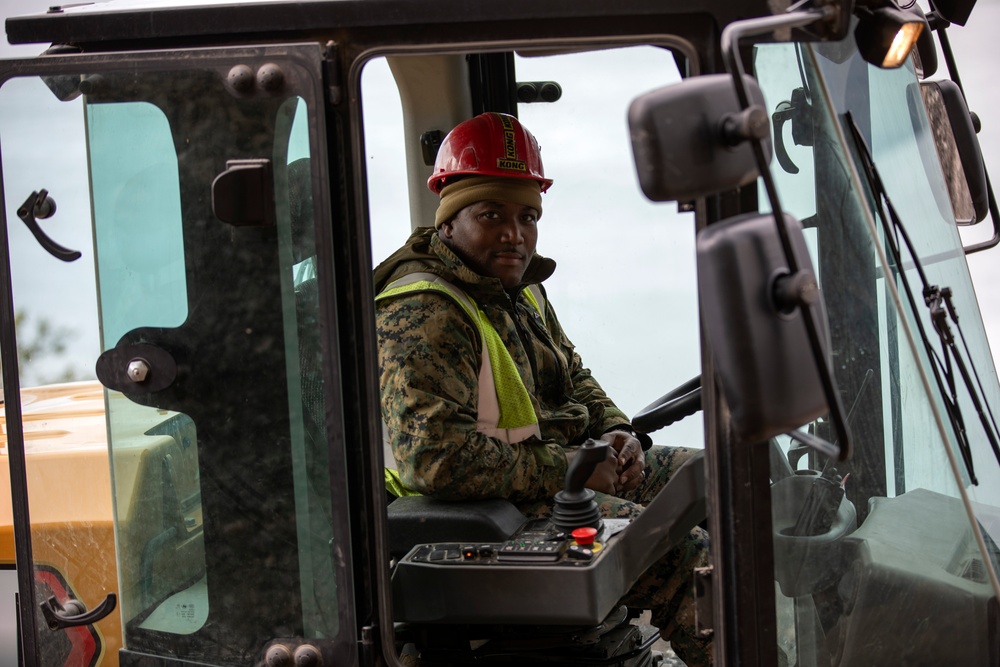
[631, 375, 702, 435]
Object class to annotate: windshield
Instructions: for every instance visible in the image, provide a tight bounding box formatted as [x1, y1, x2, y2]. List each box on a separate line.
[755, 35, 1000, 666]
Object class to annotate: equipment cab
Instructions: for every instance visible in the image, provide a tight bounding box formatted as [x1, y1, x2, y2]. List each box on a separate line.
[1, 0, 999, 664]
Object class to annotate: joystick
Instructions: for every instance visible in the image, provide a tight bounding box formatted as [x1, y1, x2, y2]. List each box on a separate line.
[551, 439, 606, 531]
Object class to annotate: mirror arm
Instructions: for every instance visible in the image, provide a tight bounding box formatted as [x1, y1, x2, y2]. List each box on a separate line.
[721, 9, 853, 460]
[786, 429, 839, 459]
[935, 21, 965, 94]
[962, 166, 999, 254]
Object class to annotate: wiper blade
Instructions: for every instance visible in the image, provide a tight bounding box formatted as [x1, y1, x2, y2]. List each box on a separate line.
[926, 285, 1000, 478]
[845, 113, 1000, 485]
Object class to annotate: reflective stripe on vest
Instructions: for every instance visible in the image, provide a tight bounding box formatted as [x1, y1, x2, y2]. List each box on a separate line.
[376, 272, 545, 444]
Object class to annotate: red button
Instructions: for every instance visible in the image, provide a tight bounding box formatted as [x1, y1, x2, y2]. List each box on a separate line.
[571, 527, 598, 546]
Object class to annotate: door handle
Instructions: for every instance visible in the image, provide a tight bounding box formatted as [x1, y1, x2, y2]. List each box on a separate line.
[16, 189, 82, 262]
[40, 592, 117, 630]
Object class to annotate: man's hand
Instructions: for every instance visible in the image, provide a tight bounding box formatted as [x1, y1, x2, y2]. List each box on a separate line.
[565, 432, 645, 496]
[565, 446, 619, 495]
[601, 430, 645, 493]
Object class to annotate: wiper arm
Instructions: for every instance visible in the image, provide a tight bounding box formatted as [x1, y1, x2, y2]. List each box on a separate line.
[845, 113, 1000, 485]
[927, 285, 1000, 475]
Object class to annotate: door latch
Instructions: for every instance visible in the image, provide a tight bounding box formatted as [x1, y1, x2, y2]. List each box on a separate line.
[40, 592, 116, 630]
[16, 189, 81, 262]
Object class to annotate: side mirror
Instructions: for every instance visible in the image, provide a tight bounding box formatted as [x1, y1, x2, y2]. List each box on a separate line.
[697, 212, 830, 443]
[630, 72, 846, 451]
[913, 79, 988, 225]
[628, 74, 772, 202]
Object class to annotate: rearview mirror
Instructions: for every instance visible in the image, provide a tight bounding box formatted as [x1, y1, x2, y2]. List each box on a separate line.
[913, 79, 988, 225]
[697, 212, 830, 442]
[628, 74, 772, 202]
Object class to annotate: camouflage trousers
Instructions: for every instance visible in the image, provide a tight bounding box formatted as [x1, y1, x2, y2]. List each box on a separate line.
[517, 445, 713, 667]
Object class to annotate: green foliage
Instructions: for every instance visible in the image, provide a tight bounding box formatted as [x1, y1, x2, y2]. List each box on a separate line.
[7, 311, 89, 386]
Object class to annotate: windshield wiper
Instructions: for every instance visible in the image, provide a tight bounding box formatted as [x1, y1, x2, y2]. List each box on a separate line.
[845, 112, 1000, 485]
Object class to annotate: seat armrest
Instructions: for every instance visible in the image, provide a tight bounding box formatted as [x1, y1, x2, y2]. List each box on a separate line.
[387, 496, 526, 559]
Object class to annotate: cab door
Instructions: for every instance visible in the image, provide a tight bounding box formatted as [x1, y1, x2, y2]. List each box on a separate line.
[0, 44, 361, 666]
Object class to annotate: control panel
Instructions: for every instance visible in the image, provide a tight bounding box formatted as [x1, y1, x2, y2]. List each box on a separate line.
[391, 448, 705, 626]
[392, 518, 634, 625]
[403, 518, 622, 568]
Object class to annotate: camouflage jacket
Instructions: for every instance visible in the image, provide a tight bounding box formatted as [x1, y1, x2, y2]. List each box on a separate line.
[374, 227, 631, 502]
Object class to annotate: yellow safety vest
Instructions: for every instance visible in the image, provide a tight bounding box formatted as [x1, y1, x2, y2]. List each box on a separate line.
[376, 272, 546, 445]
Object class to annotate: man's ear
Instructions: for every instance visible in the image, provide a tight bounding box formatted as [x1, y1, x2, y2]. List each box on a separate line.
[438, 221, 454, 240]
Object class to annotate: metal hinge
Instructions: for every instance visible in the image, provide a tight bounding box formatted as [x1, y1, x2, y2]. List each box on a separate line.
[694, 565, 715, 638]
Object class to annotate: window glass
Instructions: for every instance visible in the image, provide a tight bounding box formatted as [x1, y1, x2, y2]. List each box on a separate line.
[84, 71, 343, 656]
[278, 95, 339, 639]
[1, 52, 351, 665]
[864, 58, 1000, 504]
[364, 47, 703, 447]
[88, 94, 208, 641]
[514, 48, 699, 444]
[363, 58, 409, 268]
[0, 76, 98, 386]
[0, 73, 114, 664]
[89, 101, 187, 346]
[755, 38, 1000, 666]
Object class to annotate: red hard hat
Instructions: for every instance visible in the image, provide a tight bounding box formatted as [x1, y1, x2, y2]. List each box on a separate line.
[427, 113, 553, 194]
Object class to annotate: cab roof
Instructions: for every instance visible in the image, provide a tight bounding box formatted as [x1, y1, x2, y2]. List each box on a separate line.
[6, 0, 774, 49]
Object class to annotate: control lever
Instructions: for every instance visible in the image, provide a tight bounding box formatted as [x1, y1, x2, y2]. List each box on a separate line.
[551, 439, 607, 531]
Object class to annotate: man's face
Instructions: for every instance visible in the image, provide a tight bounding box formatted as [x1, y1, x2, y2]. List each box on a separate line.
[439, 199, 539, 290]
